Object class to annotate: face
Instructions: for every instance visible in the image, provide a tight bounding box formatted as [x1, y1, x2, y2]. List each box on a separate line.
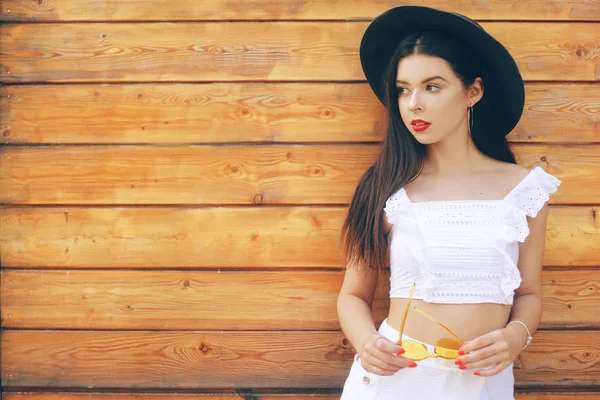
[395, 54, 482, 145]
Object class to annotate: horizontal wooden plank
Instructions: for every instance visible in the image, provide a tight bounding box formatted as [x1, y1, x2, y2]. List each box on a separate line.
[2, 0, 600, 21]
[0, 145, 597, 204]
[0, 206, 597, 268]
[1, 83, 598, 144]
[512, 84, 600, 143]
[511, 145, 599, 205]
[3, 394, 600, 400]
[1, 270, 598, 330]
[1, 330, 598, 388]
[1, 23, 598, 83]
[0, 144, 376, 205]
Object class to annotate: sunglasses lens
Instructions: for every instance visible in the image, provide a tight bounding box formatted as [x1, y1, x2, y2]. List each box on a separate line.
[434, 338, 462, 359]
[400, 340, 430, 361]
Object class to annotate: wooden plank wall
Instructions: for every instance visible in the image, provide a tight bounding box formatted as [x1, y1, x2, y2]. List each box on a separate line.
[1, 1, 599, 399]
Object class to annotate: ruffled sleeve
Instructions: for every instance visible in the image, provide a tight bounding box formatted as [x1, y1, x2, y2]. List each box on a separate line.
[503, 166, 562, 242]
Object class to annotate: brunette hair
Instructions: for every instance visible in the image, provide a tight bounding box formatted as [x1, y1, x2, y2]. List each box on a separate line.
[340, 30, 516, 279]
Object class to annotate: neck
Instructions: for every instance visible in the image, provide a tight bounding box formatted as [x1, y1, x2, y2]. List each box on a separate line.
[422, 125, 486, 176]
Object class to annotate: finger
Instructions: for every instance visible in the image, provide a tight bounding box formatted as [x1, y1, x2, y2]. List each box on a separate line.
[458, 342, 508, 365]
[460, 353, 507, 370]
[375, 344, 417, 368]
[460, 331, 501, 354]
[372, 337, 413, 368]
[362, 356, 404, 375]
[365, 364, 399, 376]
[374, 336, 405, 356]
[473, 361, 511, 377]
[370, 346, 414, 369]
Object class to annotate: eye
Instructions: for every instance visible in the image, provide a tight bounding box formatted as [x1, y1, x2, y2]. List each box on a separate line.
[397, 87, 410, 95]
[426, 84, 440, 92]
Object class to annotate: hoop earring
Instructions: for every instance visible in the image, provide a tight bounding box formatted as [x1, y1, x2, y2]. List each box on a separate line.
[468, 106, 474, 134]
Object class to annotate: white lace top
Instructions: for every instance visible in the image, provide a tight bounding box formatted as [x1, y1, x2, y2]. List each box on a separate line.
[384, 166, 561, 305]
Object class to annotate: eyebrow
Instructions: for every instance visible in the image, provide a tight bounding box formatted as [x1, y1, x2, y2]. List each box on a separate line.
[396, 76, 448, 86]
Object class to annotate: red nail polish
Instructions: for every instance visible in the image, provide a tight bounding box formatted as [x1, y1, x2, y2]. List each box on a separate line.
[474, 371, 481, 376]
[409, 362, 417, 368]
[454, 359, 462, 365]
[458, 349, 465, 356]
[459, 365, 466, 370]
[399, 349, 406, 355]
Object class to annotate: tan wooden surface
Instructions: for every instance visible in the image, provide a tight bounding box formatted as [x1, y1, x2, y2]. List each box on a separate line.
[1, 270, 598, 330]
[2, 0, 599, 397]
[2, 0, 600, 21]
[1, 330, 598, 388]
[1, 23, 599, 83]
[1, 206, 598, 268]
[1, 83, 599, 145]
[3, 394, 600, 400]
[0, 145, 596, 204]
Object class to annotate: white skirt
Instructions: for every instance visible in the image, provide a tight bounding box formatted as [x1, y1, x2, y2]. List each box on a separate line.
[340, 319, 515, 400]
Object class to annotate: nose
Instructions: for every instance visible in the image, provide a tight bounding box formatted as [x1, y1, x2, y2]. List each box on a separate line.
[408, 90, 423, 113]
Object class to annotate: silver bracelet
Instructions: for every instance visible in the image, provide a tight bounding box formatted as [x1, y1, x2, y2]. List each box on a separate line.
[507, 320, 532, 350]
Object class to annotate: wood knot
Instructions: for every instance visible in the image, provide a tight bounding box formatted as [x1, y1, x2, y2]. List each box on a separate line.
[227, 163, 243, 177]
[311, 216, 322, 228]
[253, 193, 263, 204]
[308, 165, 323, 176]
[576, 49, 584, 57]
[183, 280, 190, 287]
[320, 107, 334, 118]
[198, 342, 210, 355]
[239, 107, 254, 120]
[3, 128, 10, 137]
[540, 156, 547, 162]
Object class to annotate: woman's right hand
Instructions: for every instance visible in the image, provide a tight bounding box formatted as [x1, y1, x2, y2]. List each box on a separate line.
[359, 333, 417, 375]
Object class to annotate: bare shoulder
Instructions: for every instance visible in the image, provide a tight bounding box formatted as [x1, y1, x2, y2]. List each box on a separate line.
[499, 163, 531, 180]
[486, 161, 533, 196]
[489, 161, 530, 181]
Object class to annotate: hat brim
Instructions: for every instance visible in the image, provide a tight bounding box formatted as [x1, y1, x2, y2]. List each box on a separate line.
[360, 6, 525, 136]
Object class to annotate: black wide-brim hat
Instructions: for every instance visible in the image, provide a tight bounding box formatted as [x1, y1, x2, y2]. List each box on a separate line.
[360, 6, 525, 137]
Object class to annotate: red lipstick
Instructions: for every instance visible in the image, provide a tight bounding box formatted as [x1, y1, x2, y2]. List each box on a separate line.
[411, 119, 431, 132]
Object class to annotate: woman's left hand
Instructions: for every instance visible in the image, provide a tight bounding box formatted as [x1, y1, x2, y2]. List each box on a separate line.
[454, 324, 527, 376]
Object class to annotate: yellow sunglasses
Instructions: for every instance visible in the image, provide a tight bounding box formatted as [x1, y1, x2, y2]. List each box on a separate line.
[397, 283, 465, 360]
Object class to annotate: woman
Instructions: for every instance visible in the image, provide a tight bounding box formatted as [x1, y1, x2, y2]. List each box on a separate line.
[337, 6, 561, 400]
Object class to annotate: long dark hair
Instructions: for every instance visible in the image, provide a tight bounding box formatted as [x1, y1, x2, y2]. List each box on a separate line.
[340, 30, 516, 279]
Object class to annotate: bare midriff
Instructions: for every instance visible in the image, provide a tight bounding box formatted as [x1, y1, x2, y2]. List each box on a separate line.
[387, 298, 512, 345]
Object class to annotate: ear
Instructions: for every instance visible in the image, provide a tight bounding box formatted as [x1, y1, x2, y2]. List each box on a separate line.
[467, 77, 484, 107]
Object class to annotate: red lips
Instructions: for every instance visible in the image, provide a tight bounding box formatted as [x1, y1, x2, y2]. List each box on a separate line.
[411, 119, 431, 132]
